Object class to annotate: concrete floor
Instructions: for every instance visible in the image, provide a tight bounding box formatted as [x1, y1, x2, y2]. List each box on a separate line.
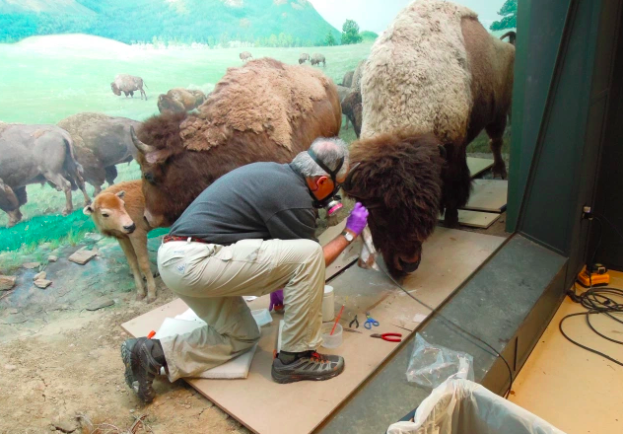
[510, 270, 623, 434]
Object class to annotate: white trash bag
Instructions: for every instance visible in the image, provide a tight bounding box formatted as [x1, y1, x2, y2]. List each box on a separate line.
[406, 334, 474, 388]
[387, 379, 567, 434]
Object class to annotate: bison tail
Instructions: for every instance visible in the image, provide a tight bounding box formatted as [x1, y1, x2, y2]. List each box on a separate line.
[61, 137, 85, 191]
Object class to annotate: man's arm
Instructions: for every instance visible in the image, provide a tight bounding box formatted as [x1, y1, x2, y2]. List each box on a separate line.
[323, 229, 356, 267]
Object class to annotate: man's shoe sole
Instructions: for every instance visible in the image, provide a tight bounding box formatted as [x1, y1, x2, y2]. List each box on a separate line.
[271, 362, 345, 384]
[121, 338, 138, 389]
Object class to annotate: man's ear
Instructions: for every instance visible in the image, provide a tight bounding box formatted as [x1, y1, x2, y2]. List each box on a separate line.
[83, 205, 94, 215]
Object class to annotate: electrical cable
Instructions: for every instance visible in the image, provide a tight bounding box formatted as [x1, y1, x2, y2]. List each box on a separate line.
[376, 261, 514, 399]
[560, 212, 623, 366]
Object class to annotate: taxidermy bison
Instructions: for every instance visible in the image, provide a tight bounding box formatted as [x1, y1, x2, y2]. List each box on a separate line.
[344, 0, 515, 278]
[157, 88, 208, 115]
[239, 51, 253, 61]
[111, 74, 147, 100]
[0, 123, 90, 227]
[310, 53, 326, 66]
[340, 59, 366, 137]
[84, 180, 157, 301]
[299, 53, 310, 64]
[131, 58, 342, 228]
[58, 113, 141, 195]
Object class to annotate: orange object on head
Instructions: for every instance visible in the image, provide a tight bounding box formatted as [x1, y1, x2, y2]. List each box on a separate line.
[147, 330, 156, 339]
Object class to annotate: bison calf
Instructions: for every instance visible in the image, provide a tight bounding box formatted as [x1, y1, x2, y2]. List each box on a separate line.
[84, 180, 157, 301]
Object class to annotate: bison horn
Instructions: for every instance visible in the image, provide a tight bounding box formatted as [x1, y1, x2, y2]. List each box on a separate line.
[130, 126, 155, 154]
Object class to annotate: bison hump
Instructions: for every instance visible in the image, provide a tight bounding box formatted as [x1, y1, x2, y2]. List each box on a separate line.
[180, 58, 331, 152]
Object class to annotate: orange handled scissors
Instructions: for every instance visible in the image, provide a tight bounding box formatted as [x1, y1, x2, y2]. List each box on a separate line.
[370, 333, 402, 342]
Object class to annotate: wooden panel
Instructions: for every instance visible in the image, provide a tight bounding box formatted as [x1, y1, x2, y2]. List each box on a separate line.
[467, 157, 494, 178]
[463, 179, 508, 213]
[122, 228, 505, 434]
[439, 209, 501, 229]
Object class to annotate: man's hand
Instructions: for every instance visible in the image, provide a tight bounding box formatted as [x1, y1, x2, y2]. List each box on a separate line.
[269, 289, 284, 313]
[345, 202, 369, 236]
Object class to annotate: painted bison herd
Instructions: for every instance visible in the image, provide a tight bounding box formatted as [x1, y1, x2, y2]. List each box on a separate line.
[2, 0, 516, 299]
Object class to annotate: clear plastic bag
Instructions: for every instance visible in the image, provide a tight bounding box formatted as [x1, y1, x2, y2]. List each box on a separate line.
[406, 334, 474, 388]
[388, 379, 567, 434]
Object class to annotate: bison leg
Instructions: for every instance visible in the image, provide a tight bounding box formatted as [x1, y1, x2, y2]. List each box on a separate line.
[118, 237, 146, 300]
[43, 171, 74, 216]
[104, 165, 118, 186]
[140, 87, 147, 100]
[6, 209, 23, 227]
[486, 119, 508, 179]
[129, 232, 157, 302]
[14, 185, 27, 206]
[441, 145, 471, 228]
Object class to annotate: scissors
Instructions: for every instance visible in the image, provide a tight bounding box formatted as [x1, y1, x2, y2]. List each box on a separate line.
[364, 312, 380, 330]
[370, 333, 402, 342]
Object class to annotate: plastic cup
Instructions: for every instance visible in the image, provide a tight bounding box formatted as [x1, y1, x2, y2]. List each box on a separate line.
[321, 322, 343, 349]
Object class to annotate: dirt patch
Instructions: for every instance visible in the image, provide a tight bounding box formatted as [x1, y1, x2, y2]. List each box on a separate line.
[0, 237, 250, 434]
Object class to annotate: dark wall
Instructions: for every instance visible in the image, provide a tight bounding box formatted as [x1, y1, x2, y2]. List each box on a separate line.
[507, 0, 623, 282]
[591, 20, 623, 270]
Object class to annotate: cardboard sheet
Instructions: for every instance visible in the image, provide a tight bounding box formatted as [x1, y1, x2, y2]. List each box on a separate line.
[122, 228, 504, 434]
[439, 209, 501, 229]
[463, 179, 508, 213]
[467, 157, 494, 178]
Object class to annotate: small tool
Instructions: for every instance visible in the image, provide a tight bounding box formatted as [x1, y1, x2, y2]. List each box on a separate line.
[364, 312, 379, 330]
[343, 328, 363, 334]
[349, 314, 360, 329]
[370, 333, 402, 342]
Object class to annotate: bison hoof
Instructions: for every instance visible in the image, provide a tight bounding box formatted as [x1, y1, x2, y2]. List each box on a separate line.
[492, 164, 508, 180]
[62, 209, 72, 216]
[146, 295, 157, 304]
[136, 292, 146, 301]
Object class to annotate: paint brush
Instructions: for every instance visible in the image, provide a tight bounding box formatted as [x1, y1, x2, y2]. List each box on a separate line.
[330, 304, 345, 336]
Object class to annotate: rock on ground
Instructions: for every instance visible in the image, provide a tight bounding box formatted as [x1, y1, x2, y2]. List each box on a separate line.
[34, 279, 53, 289]
[0, 275, 17, 291]
[68, 249, 98, 265]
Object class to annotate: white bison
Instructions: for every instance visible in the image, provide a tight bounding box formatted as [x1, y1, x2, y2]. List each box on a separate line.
[344, 0, 515, 277]
[111, 74, 147, 100]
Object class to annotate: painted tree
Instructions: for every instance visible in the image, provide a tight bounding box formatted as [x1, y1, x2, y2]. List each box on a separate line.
[325, 30, 336, 46]
[490, 0, 517, 31]
[341, 19, 362, 44]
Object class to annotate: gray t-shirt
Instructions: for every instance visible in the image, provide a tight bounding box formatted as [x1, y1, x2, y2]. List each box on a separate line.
[169, 162, 317, 244]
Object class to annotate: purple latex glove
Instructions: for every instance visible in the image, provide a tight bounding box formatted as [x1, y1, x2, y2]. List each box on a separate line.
[269, 289, 284, 312]
[345, 202, 369, 236]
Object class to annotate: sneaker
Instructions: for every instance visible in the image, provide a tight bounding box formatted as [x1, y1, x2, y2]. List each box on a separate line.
[120, 337, 165, 403]
[271, 351, 345, 384]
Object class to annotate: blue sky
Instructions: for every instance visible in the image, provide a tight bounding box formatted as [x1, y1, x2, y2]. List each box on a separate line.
[307, 0, 505, 33]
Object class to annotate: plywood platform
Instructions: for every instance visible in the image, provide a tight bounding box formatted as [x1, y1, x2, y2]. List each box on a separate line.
[438, 209, 501, 229]
[122, 228, 504, 434]
[467, 157, 494, 178]
[463, 179, 508, 213]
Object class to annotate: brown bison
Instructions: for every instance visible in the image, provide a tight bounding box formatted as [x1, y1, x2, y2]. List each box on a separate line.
[341, 70, 354, 88]
[299, 53, 310, 64]
[131, 58, 342, 228]
[340, 59, 366, 138]
[0, 123, 90, 227]
[310, 53, 326, 66]
[58, 113, 141, 195]
[157, 88, 208, 115]
[111, 74, 147, 100]
[239, 51, 253, 61]
[344, 0, 515, 278]
[84, 180, 157, 301]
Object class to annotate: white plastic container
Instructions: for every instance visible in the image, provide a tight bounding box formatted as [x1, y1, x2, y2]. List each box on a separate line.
[251, 309, 272, 327]
[321, 323, 343, 349]
[322, 285, 335, 322]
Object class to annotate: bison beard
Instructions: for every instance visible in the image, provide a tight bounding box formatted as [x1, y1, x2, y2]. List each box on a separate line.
[344, 134, 448, 278]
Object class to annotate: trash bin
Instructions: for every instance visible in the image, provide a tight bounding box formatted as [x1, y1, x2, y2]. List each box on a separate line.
[387, 379, 567, 434]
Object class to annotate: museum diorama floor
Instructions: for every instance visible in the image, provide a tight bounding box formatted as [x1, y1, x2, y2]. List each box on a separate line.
[510, 270, 623, 434]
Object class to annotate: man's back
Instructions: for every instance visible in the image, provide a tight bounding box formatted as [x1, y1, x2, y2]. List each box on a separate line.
[169, 162, 317, 244]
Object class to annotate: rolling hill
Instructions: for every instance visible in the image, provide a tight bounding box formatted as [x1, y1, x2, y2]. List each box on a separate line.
[0, 0, 340, 45]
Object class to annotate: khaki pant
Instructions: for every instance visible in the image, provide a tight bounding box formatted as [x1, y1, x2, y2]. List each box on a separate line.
[157, 238, 325, 382]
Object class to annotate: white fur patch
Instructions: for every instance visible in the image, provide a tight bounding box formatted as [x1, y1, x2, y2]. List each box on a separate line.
[361, 0, 477, 143]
